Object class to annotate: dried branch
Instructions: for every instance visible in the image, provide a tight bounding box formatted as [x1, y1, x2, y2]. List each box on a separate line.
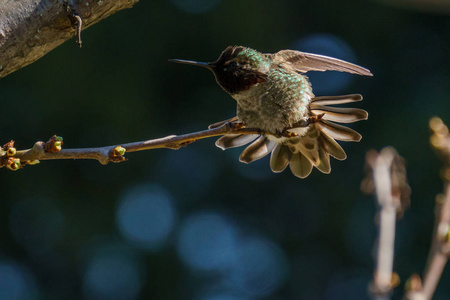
[0, 0, 139, 79]
[0, 122, 265, 169]
[363, 147, 410, 300]
[404, 117, 450, 300]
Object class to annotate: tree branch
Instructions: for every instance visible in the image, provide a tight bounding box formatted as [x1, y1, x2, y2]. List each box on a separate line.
[404, 117, 450, 300]
[0, 0, 139, 79]
[363, 147, 410, 300]
[0, 123, 264, 169]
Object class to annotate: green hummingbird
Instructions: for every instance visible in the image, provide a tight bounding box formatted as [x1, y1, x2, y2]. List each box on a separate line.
[170, 46, 372, 178]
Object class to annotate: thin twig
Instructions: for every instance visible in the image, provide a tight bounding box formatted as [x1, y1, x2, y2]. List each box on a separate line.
[404, 117, 450, 300]
[364, 147, 408, 300]
[374, 149, 398, 300]
[418, 189, 450, 299]
[74, 15, 83, 48]
[0, 123, 265, 168]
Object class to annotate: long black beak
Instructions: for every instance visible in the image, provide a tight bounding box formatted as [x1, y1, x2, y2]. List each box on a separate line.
[169, 59, 213, 70]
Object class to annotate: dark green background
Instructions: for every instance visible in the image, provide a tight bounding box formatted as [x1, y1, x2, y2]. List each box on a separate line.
[1, 0, 450, 299]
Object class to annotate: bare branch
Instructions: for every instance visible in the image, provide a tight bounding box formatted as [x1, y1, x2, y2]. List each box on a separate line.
[0, 123, 265, 169]
[405, 117, 450, 300]
[373, 149, 399, 299]
[363, 147, 409, 300]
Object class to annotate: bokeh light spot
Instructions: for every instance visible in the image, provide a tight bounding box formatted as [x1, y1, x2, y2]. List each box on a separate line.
[292, 34, 357, 95]
[177, 212, 237, 271]
[117, 184, 176, 250]
[0, 261, 38, 300]
[82, 245, 144, 300]
[171, 0, 220, 14]
[227, 237, 287, 297]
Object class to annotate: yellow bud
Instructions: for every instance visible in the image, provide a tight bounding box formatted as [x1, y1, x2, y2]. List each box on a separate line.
[6, 158, 21, 171]
[112, 146, 126, 156]
[6, 147, 16, 156]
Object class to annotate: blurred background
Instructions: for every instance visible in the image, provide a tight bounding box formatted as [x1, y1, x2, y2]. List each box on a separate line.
[1, 0, 450, 299]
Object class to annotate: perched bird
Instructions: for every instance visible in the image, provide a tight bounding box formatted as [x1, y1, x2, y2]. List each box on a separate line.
[170, 46, 372, 178]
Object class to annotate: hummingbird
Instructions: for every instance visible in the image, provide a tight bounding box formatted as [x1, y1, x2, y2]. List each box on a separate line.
[170, 46, 372, 178]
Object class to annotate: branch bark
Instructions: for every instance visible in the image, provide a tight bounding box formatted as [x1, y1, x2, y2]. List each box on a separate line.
[0, 123, 263, 169]
[404, 117, 450, 300]
[0, 0, 139, 79]
[363, 147, 410, 300]
[372, 149, 399, 300]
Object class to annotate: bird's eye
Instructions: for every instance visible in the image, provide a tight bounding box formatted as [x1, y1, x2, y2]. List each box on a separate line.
[223, 61, 238, 72]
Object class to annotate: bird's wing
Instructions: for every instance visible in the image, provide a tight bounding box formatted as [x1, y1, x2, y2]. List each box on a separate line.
[273, 50, 372, 76]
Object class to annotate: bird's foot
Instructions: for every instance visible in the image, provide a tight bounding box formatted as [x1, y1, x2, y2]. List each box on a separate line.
[276, 129, 299, 138]
[291, 113, 325, 128]
[208, 116, 238, 129]
[283, 131, 299, 138]
[308, 113, 325, 124]
[294, 117, 311, 127]
[226, 121, 246, 131]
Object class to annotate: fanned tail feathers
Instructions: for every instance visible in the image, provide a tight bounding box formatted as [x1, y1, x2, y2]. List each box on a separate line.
[239, 136, 277, 163]
[212, 94, 367, 178]
[216, 134, 259, 150]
